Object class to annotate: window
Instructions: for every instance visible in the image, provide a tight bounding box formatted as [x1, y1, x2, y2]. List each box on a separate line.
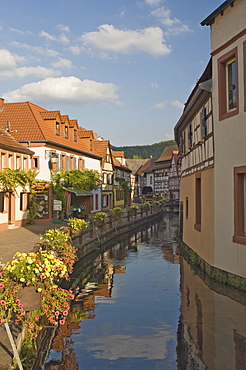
[188, 123, 193, 148]
[218, 47, 238, 120]
[186, 197, 189, 219]
[0, 192, 5, 213]
[32, 156, 39, 170]
[66, 156, 71, 170]
[233, 166, 246, 245]
[95, 194, 98, 210]
[227, 59, 237, 110]
[56, 123, 60, 136]
[194, 174, 201, 231]
[201, 107, 208, 138]
[20, 192, 28, 211]
[8, 155, 14, 169]
[65, 126, 68, 139]
[16, 155, 21, 169]
[23, 156, 28, 171]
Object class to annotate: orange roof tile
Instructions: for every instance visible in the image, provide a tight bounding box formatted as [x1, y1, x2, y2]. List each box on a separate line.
[155, 144, 178, 163]
[0, 128, 33, 155]
[0, 102, 102, 159]
[112, 151, 125, 157]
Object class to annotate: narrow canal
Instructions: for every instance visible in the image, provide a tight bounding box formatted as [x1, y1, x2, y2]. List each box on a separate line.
[41, 214, 246, 370]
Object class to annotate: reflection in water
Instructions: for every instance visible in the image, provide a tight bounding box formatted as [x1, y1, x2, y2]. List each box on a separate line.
[177, 258, 246, 370]
[42, 214, 246, 370]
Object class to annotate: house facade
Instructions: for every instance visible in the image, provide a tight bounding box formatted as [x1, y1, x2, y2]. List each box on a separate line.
[201, 0, 246, 279]
[153, 145, 179, 198]
[0, 125, 34, 230]
[93, 139, 114, 212]
[176, 0, 246, 283]
[112, 151, 132, 207]
[0, 101, 102, 222]
[174, 60, 214, 267]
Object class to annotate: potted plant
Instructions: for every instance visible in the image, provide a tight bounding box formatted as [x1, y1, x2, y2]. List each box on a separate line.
[111, 207, 124, 224]
[92, 212, 108, 227]
[130, 205, 139, 218]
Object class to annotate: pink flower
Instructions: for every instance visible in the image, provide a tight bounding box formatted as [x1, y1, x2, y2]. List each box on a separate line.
[21, 310, 26, 315]
[54, 266, 59, 270]
[40, 274, 46, 279]
[37, 260, 41, 264]
[34, 333, 38, 338]
[35, 316, 39, 321]
[52, 320, 58, 326]
[0, 318, 5, 323]
[15, 299, 20, 304]
[55, 311, 60, 317]
[18, 303, 23, 308]
[59, 319, 65, 325]
[0, 300, 6, 305]
[0, 284, 4, 288]
[26, 281, 31, 286]
[63, 310, 68, 316]
[70, 294, 75, 300]
[29, 324, 34, 329]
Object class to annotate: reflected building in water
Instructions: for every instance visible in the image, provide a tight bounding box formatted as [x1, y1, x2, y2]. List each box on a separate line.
[177, 258, 246, 370]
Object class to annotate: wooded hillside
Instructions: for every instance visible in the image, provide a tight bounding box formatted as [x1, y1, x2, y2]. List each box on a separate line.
[111, 140, 176, 159]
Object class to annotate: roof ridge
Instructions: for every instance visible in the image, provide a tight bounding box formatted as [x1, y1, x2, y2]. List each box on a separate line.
[27, 102, 46, 141]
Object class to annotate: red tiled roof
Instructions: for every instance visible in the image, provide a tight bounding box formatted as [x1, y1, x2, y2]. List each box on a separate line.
[112, 156, 131, 172]
[155, 144, 178, 163]
[0, 127, 33, 155]
[93, 140, 110, 158]
[112, 151, 125, 157]
[136, 157, 158, 176]
[0, 102, 101, 159]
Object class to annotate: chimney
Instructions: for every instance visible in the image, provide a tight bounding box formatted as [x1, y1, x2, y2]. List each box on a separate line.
[0, 98, 4, 111]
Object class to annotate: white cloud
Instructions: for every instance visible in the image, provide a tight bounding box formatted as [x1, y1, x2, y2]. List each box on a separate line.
[11, 41, 60, 57]
[171, 100, 184, 110]
[40, 30, 70, 44]
[153, 102, 165, 109]
[80, 24, 171, 57]
[0, 49, 16, 70]
[151, 82, 159, 89]
[145, 0, 161, 5]
[51, 58, 72, 69]
[151, 7, 180, 27]
[151, 6, 192, 34]
[0, 66, 60, 79]
[57, 24, 70, 33]
[68, 46, 82, 55]
[3, 76, 120, 105]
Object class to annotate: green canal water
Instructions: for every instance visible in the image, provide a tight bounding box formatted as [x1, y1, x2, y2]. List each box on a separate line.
[42, 214, 246, 370]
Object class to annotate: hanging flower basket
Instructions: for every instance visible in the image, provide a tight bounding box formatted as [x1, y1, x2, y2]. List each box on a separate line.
[17, 286, 41, 311]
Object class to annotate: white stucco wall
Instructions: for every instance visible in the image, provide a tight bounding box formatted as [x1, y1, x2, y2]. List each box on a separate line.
[212, 1, 246, 278]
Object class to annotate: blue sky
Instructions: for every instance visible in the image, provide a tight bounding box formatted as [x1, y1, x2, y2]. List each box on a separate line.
[0, 0, 221, 146]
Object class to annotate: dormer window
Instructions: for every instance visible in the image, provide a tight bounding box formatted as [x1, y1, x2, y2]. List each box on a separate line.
[65, 126, 68, 139]
[56, 123, 60, 136]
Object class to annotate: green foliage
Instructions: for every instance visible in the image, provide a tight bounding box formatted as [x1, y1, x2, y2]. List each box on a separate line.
[51, 169, 101, 211]
[111, 140, 176, 159]
[112, 207, 124, 220]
